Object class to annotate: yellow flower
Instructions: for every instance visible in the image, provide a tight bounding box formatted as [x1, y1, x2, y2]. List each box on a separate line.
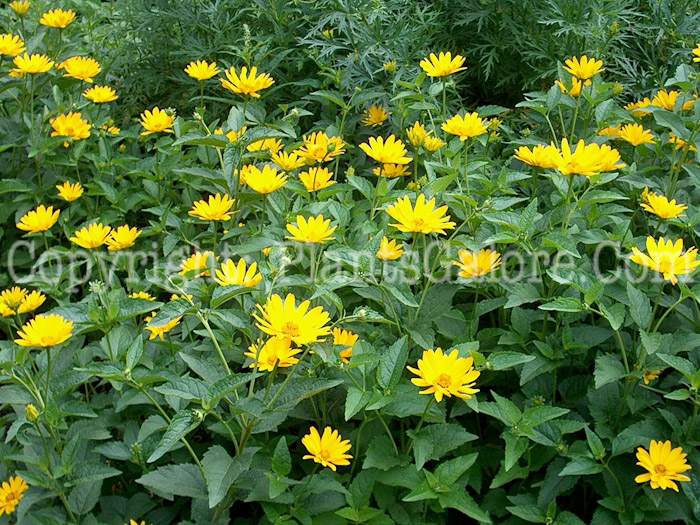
[555, 77, 590, 98]
[170, 293, 193, 302]
[454, 249, 501, 278]
[139, 107, 175, 135]
[83, 85, 118, 103]
[322, 29, 334, 39]
[592, 143, 626, 173]
[1, 287, 26, 310]
[597, 125, 622, 138]
[244, 165, 287, 194]
[15, 314, 73, 348]
[285, 215, 336, 244]
[377, 237, 404, 261]
[385, 194, 455, 235]
[625, 97, 653, 118]
[179, 251, 215, 278]
[12, 53, 53, 75]
[362, 105, 388, 127]
[25, 404, 39, 421]
[50, 112, 91, 141]
[631, 236, 700, 285]
[16, 205, 59, 234]
[9, 1, 30, 16]
[563, 55, 604, 79]
[513, 144, 559, 169]
[244, 337, 301, 371]
[184, 60, 220, 81]
[56, 181, 83, 202]
[423, 136, 446, 152]
[262, 247, 272, 257]
[419, 52, 466, 77]
[651, 89, 695, 112]
[668, 133, 698, 152]
[302, 426, 352, 471]
[272, 151, 305, 172]
[220, 66, 274, 98]
[693, 44, 700, 63]
[551, 138, 619, 177]
[407, 348, 480, 402]
[0, 476, 28, 516]
[299, 166, 336, 192]
[617, 123, 655, 146]
[383, 60, 397, 73]
[107, 126, 120, 135]
[39, 8, 75, 28]
[635, 440, 691, 491]
[296, 132, 346, 164]
[0, 34, 25, 56]
[254, 293, 332, 345]
[641, 191, 687, 219]
[129, 291, 155, 301]
[128, 521, 147, 525]
[642, 370, 660, 385]
[17, 290, 46, 315]
[333, 328, 358, 363]
[372, 163, 411, 178]
[188, 193, 237, 221]
[69, 223, 112, 249]
[215, 127, 247, 144]
[214, 258, 262, 287]
[59, 56, 101, 82]
[106, 225, 142, 251]
[442, 112, 488, 141]
[406, 121, 429, 147]
[144, 312, 182, 341]
[359, 135, 412, 164]
[247, 138, 283, 154]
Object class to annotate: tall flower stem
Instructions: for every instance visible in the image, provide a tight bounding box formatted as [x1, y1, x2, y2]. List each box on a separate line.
[406, 397, 434, 454]
[441, 78, 447, 124]
[42, 231, 54, 280]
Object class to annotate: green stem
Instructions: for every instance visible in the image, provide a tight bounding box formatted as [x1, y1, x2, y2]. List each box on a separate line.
[406, 397, 434, 454]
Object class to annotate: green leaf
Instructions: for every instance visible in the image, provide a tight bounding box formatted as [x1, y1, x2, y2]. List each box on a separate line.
[385, 282, 419, 307]
[543, 233, 580, 258]
[66, 463, 122, 487]
[147, 410, 200, 463]
[125, 334, 145, 371]
[271, 377, 344, 409]
[148, 300, 189, 327]
[657, 353, 696, 378]
[202, 446, 257, 508]
[439, 488, 491, 523]
[408, 424, 477, 470]
[504, 433, 527, 471]
[594, 354, 626, 389]
[377, 335, 409, 390]
[488, 352, 536, 370]
[136, 463, 207, 500]
[345, 387, 372, 420]
[585, 427, 606, 459]
[504, 283, 541, 308]
[626, 283, 652, 329]
[559, 457, 603, 476]
[539, 298, 584, 313]
[272, 437, 291, 477]
[205, 373, 261, 407]
[435, 453, 479, 485]
[155, 377, 208, 401]
[211, 285, 251, 308]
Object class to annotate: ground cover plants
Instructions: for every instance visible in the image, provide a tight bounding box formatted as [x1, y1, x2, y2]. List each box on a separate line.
[1, 1, 700, 524]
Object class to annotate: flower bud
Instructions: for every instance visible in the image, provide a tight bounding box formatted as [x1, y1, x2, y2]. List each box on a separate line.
[26, 404, 39, 421]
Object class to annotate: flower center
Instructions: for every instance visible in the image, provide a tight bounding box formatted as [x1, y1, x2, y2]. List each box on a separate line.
[412, 218, 426, 229]
[319, 449, 331, 461]
[654, 464, 667, 474]
[282, 321, 300, 338]
[437, 373, 452, 389]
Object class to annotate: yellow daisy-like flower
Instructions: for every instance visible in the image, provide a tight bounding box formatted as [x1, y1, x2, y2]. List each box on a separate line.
[16, 290, 46, 315]
[693, 44, 700, 62]
[69, 223, 112, 249]
[139, 107, 175, 135]
[513, 144, 559, 169]
[16, 205, 59, 234]
[247, 138, 283, 155]
[592, 143, 626, 173]
[107, 126, 120, 135]
[220, 66, 274, 98]
[442, 112, 488, 141]
[377, 237, 404, 261]
[423, 136, 446, 152]
[184, 60, 220, 81]
[129, 291, 155, 301]
[254, 293, 332, 346]
[362, 105, 388, 127]
[170, 293, 193, 302]
[272, 151, 305, 172]
[244, 165, 287, 194]
[11, 53, 53, 75]
[50, 112, 91, 141]
[406, 121, 429, 148]
[179, 251, 215, 278]
[39, 8, 75, 28]
[372, 163, 411, 179]
[14, 314, 73, 348]
[635, 440, 691, 492]
[563, 55, 604, 80]
[625, 97, 653, 118]
[385, 194, 455, 235]
[419, 52, 466, 77]
[631, 236, 700, 285]
[214, 127, 247, 144]
[598, 125, 622, 138]
[651, 89, 695, 112]
[454, 249, 501, 278]
[668, 133, 698, 152]
[296, 132, 346, 165]
[83, 85, 118, 103]
[555, 77, 590, 98]
[59, 56, 101, 83]
[127, 520, 147, 525]
[641, 191, 687, 220]
[285, 215, 336, 244]
[302, 426, 352, 471]
[214, 258, 262, 287]
[1, 287, 26, 310]
[106, 225, 142, 251]
[359, 135, 412, 165]
[56, 181, 84, 202]
[642, 370, 660, 385]
[322, 29, 334, 39]
[333, 328, 358, 364]
[144, 312, 182, 341]
[0, 34, 26, 56]
[0, 476, 28, 516]
[407, 348, 480, 403]
[299, 166, 335, 192]
[551, 139, 615, 177]
[244, 337, 301, 371]
[383, 60, 397, 73]
[9, 1, 30, 16]
[617, 123, 655, 146]
[188, 193, 237, 221]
